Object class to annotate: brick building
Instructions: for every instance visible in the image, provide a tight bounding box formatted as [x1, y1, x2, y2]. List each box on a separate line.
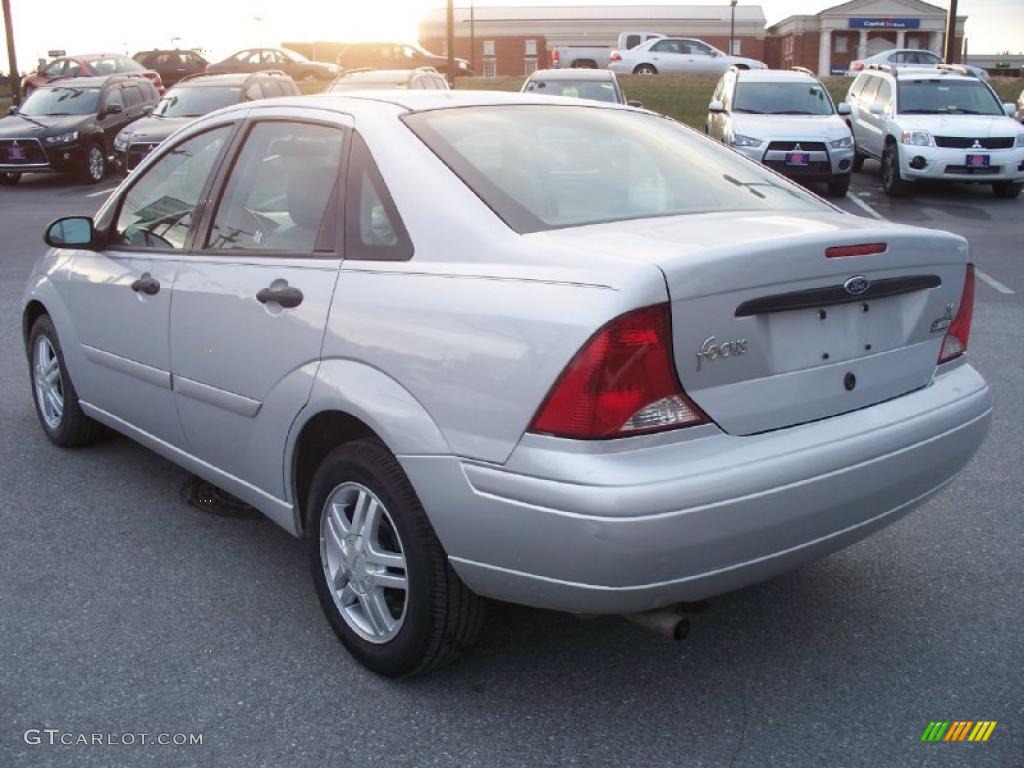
[418, 5, 769, 77]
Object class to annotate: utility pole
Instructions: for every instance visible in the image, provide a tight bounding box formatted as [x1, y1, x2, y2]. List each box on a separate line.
[730, 0, 738, 57]
[943, 0, 958, 63]
[446, 0, 455, 86]
[470, 1, 476, 75]
[2, 0, 20, 106]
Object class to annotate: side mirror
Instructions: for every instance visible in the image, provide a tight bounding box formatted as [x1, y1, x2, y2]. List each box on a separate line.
[7, 105, 16, 115]
[141, 105, 152, 115]
[869, 102, 885, 116]
[1003, 102, 1015, 116]
[708, 99, 725, 114]
[627, 99, 643, 108]
[44, 217, 97, 249]
[103, 103, 123, 117]
[837, 101, 852, 116]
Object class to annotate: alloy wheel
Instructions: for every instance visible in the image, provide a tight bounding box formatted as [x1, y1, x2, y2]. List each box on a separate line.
[319, 482, 408, 644]
[88, 146, 105, 181]
[33, 336, 64, 430]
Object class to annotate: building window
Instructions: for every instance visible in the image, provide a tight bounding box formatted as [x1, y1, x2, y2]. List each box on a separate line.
[483, 40, 495, 56]
[524, 57, 538, 75]
[483, 58, 496, 78]
[834, 36, 848, 54]
[525, 39, 537, 56]
[731, 40, 741, 55]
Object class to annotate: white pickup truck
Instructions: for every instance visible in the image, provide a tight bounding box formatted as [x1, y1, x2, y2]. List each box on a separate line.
[549, 31, 664, 70]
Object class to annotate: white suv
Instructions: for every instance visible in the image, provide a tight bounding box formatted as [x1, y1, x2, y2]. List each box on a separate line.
[846, 64, 1024, 198]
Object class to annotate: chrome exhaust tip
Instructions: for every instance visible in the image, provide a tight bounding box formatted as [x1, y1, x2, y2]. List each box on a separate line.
[622, 609, 690, 641]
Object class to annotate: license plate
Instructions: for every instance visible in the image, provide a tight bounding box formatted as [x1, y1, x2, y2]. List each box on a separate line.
[965, 153, 990, 167]
[785, 152, 809, 166]
[6, 147, 26, 161]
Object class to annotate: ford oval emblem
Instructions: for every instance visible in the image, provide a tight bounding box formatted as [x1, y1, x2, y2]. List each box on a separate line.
[844, 275, 871, 296]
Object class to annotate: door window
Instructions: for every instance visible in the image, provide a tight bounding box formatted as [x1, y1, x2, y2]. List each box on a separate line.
[651, 40, 683, 54]
[123, 86, 144, 108]
[345, 133, 413, 261]
[43, 60, 65, 76]
[624, 35, 641, 50]
[103, 87, 125, 112]
[874, 80, 892, 110]
[859, 76, 880, 104]
[113, 126, 232, 250]
[206, 121, 345, 253]
[685, 41, 714, 56]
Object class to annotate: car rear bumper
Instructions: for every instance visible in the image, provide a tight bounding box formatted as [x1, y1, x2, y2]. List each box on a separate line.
[401, 362, 991, 614]
[900, 144, 1024, 182]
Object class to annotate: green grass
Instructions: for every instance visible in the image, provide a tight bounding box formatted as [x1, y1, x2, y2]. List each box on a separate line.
[455, 74, 1023, 131]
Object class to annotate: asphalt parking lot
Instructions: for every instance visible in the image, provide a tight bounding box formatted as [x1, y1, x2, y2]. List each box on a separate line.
[1, 169, 1021, 768]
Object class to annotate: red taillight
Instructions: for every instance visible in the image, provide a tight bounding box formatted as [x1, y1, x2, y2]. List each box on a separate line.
[529, 304, 708, 439]
[825, 242, 887, 258]
[853, 62, 864, 71]
[551, 49, 560, 65]
[938, 264, 975, 364]
[610, 51, 622, 62]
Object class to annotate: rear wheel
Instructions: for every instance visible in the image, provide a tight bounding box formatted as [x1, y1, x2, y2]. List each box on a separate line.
[308, 438, 484, 676]
[826, 176, 851, 198]
[79, 143, 106, 185]
[992, 181, 1023, 199]
[0, 172, 20, 185]
[881, 143, 910, 196]
[633, 64, 657, 75]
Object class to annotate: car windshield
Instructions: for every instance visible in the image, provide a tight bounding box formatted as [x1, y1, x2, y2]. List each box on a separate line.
[524, 79, 620, 103]
[281, 49, 309, 63]
[405, 105, 828, 233]
[732, 82, 834, 115]
[18, 87, 101, 116]
[153, 86, 243, 117]
[88, 56, 142, 74]
[898, 80, 1003, 115]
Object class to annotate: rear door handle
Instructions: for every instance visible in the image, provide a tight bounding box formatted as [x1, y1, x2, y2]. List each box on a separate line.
[256, 285, 303, 308]
[131, 273, 160, 295]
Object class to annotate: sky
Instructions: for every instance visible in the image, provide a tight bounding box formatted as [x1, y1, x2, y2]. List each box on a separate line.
[3, 0, 1023, 74]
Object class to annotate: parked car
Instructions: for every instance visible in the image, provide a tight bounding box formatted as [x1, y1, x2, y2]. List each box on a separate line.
[706, 67, 854, 197]
[848, 49, 989, 80]
[336, 42, 470, 77]
[21, 54, 163, 98]
[846, 64, 1024, 197]
[1, 75, 159, 185]
[549, 31, 664, 70]
[325, 67, 449, 92]
[206, 48, 338, 81]
[133, 49, 209, 87]
[1015, 87, 1024, 124]
[609, 37, 766, 75]
[24, 90, 990, 676]
[521, 68, 639, 107]
[113, 71, 299, 174]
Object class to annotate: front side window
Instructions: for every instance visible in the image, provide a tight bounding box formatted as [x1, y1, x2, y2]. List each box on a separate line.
[206, 121, 344, 252]
[732, 81, 834, 115]
[405, 106, 827, 234]
[859, 76, 880, 104]
[113, 126, 231, 250]
[897, 79, 1003, 115]
[65, 61, 81, 77]
[43, 60, 65, 76]
[685, 41, 714, 56]
[123, 86, 144, 108]
[103, 88, 124, 112]
[652, 40, 683, 54]
[874, 80, 892, 108]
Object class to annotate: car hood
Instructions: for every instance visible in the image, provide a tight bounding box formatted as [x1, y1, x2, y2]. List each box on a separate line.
[730, 113, 850, 141]
[117, 116, 191, 142]
[0, 113, 90, 138]
[895, 113, 1023, 137]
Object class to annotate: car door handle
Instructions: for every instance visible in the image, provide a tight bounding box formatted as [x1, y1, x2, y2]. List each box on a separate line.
[256, 285, 303, 308]
[130, 273, 160, 295]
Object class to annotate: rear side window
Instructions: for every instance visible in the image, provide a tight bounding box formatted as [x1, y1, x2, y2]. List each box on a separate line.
[344, 133, 413, 261]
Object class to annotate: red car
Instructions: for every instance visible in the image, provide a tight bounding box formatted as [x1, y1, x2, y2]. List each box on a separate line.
[21, 53, 163, 97]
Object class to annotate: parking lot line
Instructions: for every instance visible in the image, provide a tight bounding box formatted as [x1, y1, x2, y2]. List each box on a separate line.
[975, 268, 1015, 295]
[846, 193, 886, 221]
[85, 187, 117, 198]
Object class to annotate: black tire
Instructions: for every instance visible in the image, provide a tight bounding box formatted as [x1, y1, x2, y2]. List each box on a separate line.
[27, 315, 102, 447]
[633, 64, 657, 75]
[881, 143, 910, 196]
[851, 150, 865, 172]
[992, 181, 1023, 199]
[0, 172, 20, 185]
[308, 438, 484, 677]
[78, 142, 106, 185]
[826, 175, 851, 198]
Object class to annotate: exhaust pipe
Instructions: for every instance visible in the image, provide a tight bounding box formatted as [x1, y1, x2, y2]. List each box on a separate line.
[622, 609, 690, 641]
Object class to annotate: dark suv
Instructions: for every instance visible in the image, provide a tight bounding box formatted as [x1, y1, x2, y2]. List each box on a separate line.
[206, 48, 338, 82]
[113, 72, 300, 174]
[336, 42, 470, 77]
[325, 67, 450, 92]
[133, 49, 209, 87]
[0, 75, 159, 184]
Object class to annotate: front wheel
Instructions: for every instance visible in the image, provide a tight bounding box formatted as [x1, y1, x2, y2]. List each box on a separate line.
[826, 176, 851, 198]
[881, 144, 910, 196]
[308, 438, 484, 677]
[0, 171, 20, 185]
[851, 149, 865, 172]
[633, 64, 657, 75]
[992, 181, 1023, 199]
[79, 143, 106, 185]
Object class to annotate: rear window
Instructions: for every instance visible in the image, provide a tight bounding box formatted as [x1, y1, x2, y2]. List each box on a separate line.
[404, 105, 827, 233]
[524, 79, 619, 103]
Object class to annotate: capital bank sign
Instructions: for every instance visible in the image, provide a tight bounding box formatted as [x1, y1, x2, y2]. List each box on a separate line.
[848, 17, 921, 29]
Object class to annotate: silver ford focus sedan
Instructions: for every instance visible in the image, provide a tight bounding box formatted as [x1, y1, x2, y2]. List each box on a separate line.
[22, 91, 991, 676]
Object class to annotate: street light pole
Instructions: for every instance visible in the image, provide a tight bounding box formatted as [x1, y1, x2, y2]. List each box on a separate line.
[470, 0, 476, 76]
[446, 0, 455, 86]
[2, 0, 21, 106]
[943, 0, 958, 63]
[730, 0, 738, 57]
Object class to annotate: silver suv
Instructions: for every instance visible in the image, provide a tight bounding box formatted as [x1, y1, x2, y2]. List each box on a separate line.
[846, 64, 1024, 198]
[23, 92, 990, 675]
[707, 66, 855, 198]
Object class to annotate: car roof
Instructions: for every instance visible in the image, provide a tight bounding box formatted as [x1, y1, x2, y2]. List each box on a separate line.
[736, 69, 818, 83]
[527, 68, 616, 81]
